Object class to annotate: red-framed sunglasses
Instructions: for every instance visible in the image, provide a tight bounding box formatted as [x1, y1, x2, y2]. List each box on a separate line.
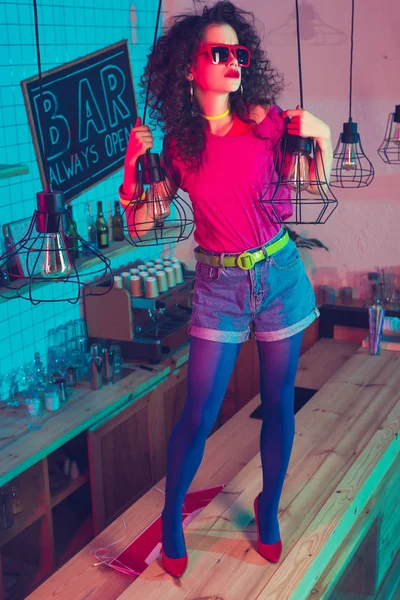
[192, 42, 251, 68]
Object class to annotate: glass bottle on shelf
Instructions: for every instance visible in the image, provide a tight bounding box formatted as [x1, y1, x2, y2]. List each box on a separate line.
[0, 235, 10, 287]
[31, 351, 47, 398]
[112, 200, 124, 241]
[2, 224, 24, 281]
[86, 202, 98, 248]
[65, 204, 80, 260]
[95, 201, 109, 249]
[108, 200, 114, 242]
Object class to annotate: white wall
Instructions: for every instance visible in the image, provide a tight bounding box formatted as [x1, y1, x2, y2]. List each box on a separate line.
[167, 0, 400, 294]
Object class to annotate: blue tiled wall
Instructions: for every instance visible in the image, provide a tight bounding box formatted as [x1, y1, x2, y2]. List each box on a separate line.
[0, 0, 170, 382]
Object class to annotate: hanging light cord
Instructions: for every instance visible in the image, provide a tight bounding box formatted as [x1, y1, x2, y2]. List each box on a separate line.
[294, 0, 304, 109]
[32, 0, 50, 193]
[142, 0, 163, 126]
[348, 0, 355, 121]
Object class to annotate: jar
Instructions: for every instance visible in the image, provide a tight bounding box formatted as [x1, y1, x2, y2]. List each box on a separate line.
[44, 386, 60, 411]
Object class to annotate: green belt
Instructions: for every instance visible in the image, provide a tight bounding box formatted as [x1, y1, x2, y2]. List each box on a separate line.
[194, 230, 290, 271]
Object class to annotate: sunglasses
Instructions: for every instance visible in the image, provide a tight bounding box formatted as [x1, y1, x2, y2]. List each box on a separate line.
[193, 42, 251, 68]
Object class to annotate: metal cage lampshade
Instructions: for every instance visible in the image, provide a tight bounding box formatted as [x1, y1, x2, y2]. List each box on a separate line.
[0, 190, 114, 304]
[378, 104, 400, 165]
[330, 120, 374, 187]
[0, 0, 115, 304]
[121, 151, 194, 247]
[259, 134, 338, 225]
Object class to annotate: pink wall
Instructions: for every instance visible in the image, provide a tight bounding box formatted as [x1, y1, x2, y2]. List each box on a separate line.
[164, 0, 400, 298]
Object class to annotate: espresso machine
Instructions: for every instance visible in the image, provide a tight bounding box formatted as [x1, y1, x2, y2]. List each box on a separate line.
[83, 259, 196, 363]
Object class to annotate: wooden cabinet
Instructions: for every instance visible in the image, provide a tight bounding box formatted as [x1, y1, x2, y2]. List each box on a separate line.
[0, 437, 92, 600]
[1, 325, 316, 598]
[87, 338, 263, 535]
[88, 363, 192, 534]
[88, 391, 155, 534]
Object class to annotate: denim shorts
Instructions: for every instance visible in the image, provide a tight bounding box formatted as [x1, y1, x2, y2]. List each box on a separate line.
[188, 227, 320, 343]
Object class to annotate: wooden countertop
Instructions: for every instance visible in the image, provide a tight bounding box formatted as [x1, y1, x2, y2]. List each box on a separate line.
[0, 343, 191, 488]
[26, 339, 399, 600]
[116, 344, 400, 600]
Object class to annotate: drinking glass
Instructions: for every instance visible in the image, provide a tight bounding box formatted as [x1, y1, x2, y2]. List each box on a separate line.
[25, 394, 43, 430]
[110, 344, 122, 379]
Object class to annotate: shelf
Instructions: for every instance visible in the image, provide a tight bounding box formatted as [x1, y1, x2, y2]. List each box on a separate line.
[56, 514, 93, 568]
[0, 461, 46, 549]
[0, 225, 183, 304]
[0, 164, 30, 179]
[50, 472, 89, 508]
[52, 482, 93, 567]
[0, 506, 46, 549]
[1, 515, 51, 600]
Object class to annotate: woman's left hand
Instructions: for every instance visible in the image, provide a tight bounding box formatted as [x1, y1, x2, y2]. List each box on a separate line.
[282, 105, 331, 145]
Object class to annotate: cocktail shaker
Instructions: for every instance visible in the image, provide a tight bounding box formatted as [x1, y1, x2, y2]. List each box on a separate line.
[102, 347, 115, 385]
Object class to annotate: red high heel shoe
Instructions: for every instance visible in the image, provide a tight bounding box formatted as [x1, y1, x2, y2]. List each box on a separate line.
[160, 548, 188, 578]
[253, 493, 283, 563]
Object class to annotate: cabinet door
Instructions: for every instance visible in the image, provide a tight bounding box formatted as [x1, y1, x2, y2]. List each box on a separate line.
[88, 391, 157, 534]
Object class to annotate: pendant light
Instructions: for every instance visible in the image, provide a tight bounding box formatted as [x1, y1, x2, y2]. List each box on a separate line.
[121, 0, 195, 247]
[0, 0, 113, 305]
[260, 0, 338, 225]
[378, 104, 400, 165]
[330, 0, 374, 188]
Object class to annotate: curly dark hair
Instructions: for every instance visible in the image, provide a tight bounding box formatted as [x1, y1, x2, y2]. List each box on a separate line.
[139, 0, 284, 170]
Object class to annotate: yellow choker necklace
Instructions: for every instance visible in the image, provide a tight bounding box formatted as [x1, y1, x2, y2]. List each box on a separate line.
[200, 108, 230, 121]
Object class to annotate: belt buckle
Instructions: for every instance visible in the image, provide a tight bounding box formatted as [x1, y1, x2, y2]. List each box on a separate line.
[236, 251, 255, 270]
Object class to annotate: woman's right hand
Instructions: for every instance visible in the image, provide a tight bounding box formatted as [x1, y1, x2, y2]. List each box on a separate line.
[125, 116, 154, 166]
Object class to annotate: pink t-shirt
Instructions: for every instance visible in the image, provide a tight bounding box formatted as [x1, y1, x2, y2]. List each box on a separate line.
[163, 104, 293, 253]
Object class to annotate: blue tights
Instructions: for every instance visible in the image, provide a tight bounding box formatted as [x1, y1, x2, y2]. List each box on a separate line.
[161, 331, 304, 558]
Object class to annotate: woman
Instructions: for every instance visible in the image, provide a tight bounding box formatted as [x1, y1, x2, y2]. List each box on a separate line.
[119, 0, 332, 578]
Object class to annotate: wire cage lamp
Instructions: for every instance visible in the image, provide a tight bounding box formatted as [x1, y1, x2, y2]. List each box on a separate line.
[378, 104, 400, 165]
[259, 0, 338, 225]
[0, 0, 114, 305]
[330, 0, 374, 188]
[121, 0, 194, 248]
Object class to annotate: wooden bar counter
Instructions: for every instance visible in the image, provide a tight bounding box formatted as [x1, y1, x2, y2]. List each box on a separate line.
[25, 341, 399, 600]
[0, 343, 191, 599]
[116, 346, 399, 600]
[11, 336, 366, 600]
[0, 329, 269, 600]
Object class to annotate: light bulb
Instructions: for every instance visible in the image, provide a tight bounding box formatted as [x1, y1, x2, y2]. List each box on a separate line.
[287, 151, 310, 192]
[342, 143, 357, 170]
[148, 184, 171, 226]
[41, 233, 71, 278]
[392, 121, 400, 145]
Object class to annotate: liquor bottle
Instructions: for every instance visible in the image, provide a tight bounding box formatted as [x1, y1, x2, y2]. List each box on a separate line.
[31, 351, 46, 398]
[65, 204, 80, 259]
[112, 200, 124, 241]
[107, 200, 113, 242]
[95, 201, 109, 248]
[0, 235, 10, 287]
[3, 224, 24, 282]
[86, 202, 97, 248]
